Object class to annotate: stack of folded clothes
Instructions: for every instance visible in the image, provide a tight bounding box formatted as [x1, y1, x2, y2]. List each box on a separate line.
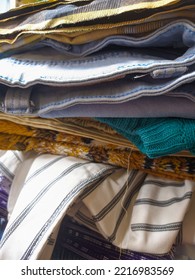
[0, 0, 195, 260]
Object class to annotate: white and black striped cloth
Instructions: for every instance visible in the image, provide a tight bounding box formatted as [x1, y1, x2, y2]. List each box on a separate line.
[0, 153, 194, 260]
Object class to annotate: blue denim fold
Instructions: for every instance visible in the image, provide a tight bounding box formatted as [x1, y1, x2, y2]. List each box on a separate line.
[1, 73, 195, 116]
[1, 20, 194, 58]
[40, 93, 195, 118]
[0, 20, 194, 118]
[0, 21, 194, 88]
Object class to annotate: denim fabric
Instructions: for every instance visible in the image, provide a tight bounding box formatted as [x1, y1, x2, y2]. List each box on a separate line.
[1, 70, 195, 116]
[35, 20, 195, 57]
[0, 20, 194, 116]
[0, 35, 194, 88]
[0, 20, 194, 58]
[1, 3, 195, 52]
[40, 94, 195, 118]
[0, 18, 194, 88]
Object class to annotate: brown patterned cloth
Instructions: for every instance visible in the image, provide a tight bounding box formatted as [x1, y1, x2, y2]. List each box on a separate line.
[0, 118, 195, 181]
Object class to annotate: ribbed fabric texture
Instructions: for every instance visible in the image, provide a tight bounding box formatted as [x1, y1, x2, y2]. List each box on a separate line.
[97, 118, 195, 158]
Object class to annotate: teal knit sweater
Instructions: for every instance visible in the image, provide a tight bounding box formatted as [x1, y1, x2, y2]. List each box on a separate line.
[96, 118, 195, 158]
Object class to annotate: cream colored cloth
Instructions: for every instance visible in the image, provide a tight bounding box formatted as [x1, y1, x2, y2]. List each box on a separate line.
[181, 191, 195, 246]
[74, 173, 195, 254]
[0, 153, 194, 259]
[0, 150, 23, 180]
[0, 154, 119, 259]
[7, 151, 38, 219]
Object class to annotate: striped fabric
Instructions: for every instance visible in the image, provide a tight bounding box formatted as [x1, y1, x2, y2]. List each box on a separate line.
[0, 153, 194, 259]
[180, 191, 195, 246]
[0, 0, 186, 42]
[0, 154, 120, 259]
[0, 0, 184, 36]
[0, 151, 24, 239]
[0, 151, 23, 182]
[74, 171, 195, 254]
[16, 0, 55, 6]
[0, 5, 194, 53]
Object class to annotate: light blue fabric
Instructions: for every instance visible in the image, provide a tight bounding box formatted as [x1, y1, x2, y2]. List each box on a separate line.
[1, 74, 195, 116]
[0, 20, 194, 58]
[0, 25, 195, 88]
[0, 20, 194, 117]
[40, 94, 195, 118]
[36, 20, 195, 57]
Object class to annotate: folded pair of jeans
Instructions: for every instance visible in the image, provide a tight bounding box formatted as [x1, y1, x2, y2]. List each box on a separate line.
[1, 5, 195, 54]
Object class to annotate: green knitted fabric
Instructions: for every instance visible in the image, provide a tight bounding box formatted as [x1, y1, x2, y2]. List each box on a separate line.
[96, 118, 195, 158]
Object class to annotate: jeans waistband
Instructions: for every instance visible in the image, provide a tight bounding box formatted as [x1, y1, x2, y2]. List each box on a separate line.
[40, 94, 195, 119]
[1, 67, 195, 116]
[0, 38, 194, 88]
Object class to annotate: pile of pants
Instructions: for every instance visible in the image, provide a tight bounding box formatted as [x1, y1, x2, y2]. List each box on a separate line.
[0, 0, 195, 260]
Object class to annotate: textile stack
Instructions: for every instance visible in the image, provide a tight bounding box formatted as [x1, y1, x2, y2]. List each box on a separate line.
[0, 0, 195, 260]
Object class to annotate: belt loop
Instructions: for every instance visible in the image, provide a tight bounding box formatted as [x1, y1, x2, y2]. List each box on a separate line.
[4, 87, 33, 114]
[151, 66, 188, 79]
